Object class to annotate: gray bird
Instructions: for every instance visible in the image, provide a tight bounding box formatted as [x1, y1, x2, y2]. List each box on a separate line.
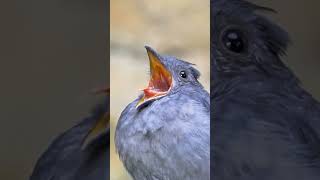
[115, 46, 210, 180]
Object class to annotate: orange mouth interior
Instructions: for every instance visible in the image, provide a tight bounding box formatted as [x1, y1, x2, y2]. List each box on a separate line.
[136, 48, 172, 108]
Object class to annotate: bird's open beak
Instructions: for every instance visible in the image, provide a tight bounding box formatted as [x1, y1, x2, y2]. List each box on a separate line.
[136, 47, 173, 108]
[82, 88, 109, 149]
[82, 112, 109, 149]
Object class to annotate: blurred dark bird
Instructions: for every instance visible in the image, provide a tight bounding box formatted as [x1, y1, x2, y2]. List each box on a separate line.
[212, 0, 320, 179]
[115, 46, 210, 180]
[30, 93, 109, 180]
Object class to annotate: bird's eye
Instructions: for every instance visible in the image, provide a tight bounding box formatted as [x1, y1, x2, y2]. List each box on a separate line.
[179, 71, 187, 78]
[222, 29, 246, 53]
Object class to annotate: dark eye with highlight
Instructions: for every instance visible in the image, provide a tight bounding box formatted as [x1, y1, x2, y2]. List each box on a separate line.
[179, 71, 187, 78]
[222, 29, 246, 53]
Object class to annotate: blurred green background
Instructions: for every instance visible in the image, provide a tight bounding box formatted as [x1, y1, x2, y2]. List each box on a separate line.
[110, 0, 210, 179]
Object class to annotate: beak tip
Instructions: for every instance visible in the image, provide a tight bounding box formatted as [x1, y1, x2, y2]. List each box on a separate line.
[145, 46, 162, 65]
[145, 45, 157, 55]
[144, 45, 150, 49]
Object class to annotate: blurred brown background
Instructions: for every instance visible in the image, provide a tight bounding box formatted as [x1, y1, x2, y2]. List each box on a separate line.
[110, 0, 210, 179]
[0, 0, 108, 179]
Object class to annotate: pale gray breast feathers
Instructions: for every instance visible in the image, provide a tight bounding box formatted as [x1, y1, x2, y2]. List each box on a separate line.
[115, 88, 210, 180]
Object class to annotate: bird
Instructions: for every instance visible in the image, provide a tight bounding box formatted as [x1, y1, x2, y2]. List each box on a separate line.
[30, 91, 109, 180]
[115, 46, 210, 180]
[211, 0, 320, 179]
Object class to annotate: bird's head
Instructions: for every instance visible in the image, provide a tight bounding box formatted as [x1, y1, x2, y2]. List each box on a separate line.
[136, 46, 201, 108]
[211, 0, 292, 81]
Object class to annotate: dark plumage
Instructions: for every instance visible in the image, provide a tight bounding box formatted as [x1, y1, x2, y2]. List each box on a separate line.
[30, 97, 109, 180]
[212, 0, 320, 179]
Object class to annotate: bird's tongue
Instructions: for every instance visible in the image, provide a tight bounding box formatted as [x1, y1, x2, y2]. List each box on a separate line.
[143, 65, 172, 99]
[136, 47, 172, 108]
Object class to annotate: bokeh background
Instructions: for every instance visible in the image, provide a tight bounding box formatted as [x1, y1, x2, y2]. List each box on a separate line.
[0, 0, 108, 179]
[110, 0, 210, 179]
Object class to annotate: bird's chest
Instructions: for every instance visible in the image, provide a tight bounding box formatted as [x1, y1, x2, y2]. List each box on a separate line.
[117, 101, 210, 180]
[121, 128, 209, 180]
